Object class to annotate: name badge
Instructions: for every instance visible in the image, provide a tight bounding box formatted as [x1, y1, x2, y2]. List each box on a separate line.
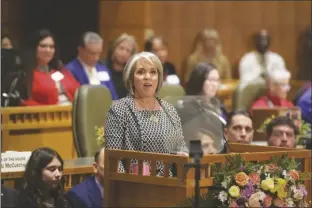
[51, 71, 64, 82]
[98, 71, 110, 81]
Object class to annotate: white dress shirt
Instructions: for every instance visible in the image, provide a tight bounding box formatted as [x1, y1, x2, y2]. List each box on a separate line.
[238, 51, 286, 89]
[78, 57, 101, 85]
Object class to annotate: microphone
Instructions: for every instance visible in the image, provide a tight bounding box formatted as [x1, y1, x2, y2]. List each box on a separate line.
[191, 97, 232, 153]
[3, 71, 24, 107]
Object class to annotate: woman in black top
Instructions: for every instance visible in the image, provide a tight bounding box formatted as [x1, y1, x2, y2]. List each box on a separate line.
[17, 147, 72, 208]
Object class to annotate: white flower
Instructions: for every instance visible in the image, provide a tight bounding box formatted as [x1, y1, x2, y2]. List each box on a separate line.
[255, 191, 266, 201]
[221, 176, 232, 189]
[286, 198, 295, 207]
[282, 170, 287, 178]
[221, 180, 228, 189]
[290, 185, 296, 192]
[218, 191, 228, 202]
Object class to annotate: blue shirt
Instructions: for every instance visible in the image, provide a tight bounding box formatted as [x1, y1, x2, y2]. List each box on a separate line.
[66, 58, 118, 100]
[297, 86, 312, 123]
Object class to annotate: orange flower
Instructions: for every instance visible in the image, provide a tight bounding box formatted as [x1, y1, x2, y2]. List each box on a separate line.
[234, 172, 249, 187]
[289, 169, 299, 181]
[249, 172, 261, 185]
[263, 195, 272, 207]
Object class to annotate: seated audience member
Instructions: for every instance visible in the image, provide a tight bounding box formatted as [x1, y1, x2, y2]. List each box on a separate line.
[184, 28, 231, 84]
[224, 110, 254, 144]
[251, 69, 293, 110]
[20, 29, 80, 106]
[197, 129, 220, 154]
[296, 85, 312, 124]
[1, 35, 13, 49]
[266, 116, 298, 148]
[144, 36, 179, 84]
[66, 32, 118, 100]
[17, 147, 72, 208]
[238, 30, 286, 90]
[105, 52, 188, 176]
[234, 30, 287, 110]
[1, 184, 18, 208]
[186, 62, 227, 120]
[100, 33, 137, 98]
[67, 148, 104, 208]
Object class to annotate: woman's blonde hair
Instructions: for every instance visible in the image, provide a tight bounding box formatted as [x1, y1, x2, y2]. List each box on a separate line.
[123, 52, 163, 95]
[191, 28, 224, 60]
[110, 33, 138, 56]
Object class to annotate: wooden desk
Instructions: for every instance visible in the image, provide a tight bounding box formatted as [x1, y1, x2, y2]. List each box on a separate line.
[1, 157, 94, 191]
[1, 105, 77, 159]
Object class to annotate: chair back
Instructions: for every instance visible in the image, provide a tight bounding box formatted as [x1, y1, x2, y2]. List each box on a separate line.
[72, 85, 112, 157]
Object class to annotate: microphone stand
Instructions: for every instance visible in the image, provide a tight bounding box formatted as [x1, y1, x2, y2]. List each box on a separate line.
[183, 141, 207, 208]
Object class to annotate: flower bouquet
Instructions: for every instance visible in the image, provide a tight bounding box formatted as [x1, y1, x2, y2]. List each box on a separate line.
[95, 126, 104, 146]
[178, 154, 311, 208]
[212, 154, 311, 207]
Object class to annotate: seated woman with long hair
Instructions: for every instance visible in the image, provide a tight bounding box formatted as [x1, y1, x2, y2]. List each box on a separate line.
[17, 147, 72, 208]
[185, 62, 227, 120]
[20, 29, 80, 106]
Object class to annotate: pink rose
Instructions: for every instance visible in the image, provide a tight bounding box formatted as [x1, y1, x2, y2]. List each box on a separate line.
[273, 198, 285, 207]
[229, 201, 239, 208]
[263, 195, 273, 207]
[130, 163, 150, 176]
[249, 172, 261, 185]
[248, 193, 261, 207]
[264, 163, 278, 173]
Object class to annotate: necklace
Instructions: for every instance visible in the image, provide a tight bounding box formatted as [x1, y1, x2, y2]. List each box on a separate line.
[136, 97, 159, 123]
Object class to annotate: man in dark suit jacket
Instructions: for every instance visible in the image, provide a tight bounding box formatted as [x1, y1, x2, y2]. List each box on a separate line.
[1, 185, 18, 208]
[66, 148, 104, 208]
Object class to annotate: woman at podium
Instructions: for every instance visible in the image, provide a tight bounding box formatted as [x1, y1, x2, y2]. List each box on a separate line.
[105, 52, 188, 175]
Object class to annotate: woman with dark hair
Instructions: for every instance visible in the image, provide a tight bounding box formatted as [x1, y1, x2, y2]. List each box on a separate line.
[186, 62, 227, 119]
[17, 147, 71, 208]
[20, 29, 80, 106]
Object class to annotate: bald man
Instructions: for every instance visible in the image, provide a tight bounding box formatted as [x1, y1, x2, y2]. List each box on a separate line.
[67, 148, 105, 208]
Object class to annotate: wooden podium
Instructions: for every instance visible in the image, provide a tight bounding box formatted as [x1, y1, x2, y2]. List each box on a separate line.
[252, 107, 301, 141]
[103, 144, 311, 207]
[1, 105, 77, 159]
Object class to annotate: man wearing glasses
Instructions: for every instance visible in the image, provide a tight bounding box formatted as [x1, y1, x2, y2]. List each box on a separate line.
[66, 32, 118, 100]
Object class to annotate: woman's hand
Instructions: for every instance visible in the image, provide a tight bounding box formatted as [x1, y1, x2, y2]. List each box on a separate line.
[177, 152, 189, 157]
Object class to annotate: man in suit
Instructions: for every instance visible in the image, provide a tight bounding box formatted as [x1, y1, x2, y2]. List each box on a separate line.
[1, 184, 18, 208]
[67, 148, 104, 208]
[66, 32, 118, 100]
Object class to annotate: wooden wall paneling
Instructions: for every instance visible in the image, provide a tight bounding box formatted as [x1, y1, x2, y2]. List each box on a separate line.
[99, 1, 152, 55]
[99, 1, 311, 79]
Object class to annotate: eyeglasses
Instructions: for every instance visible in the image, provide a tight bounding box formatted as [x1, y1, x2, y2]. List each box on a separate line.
[271, 130, 295, 138]
[39, 44, 55, 49]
